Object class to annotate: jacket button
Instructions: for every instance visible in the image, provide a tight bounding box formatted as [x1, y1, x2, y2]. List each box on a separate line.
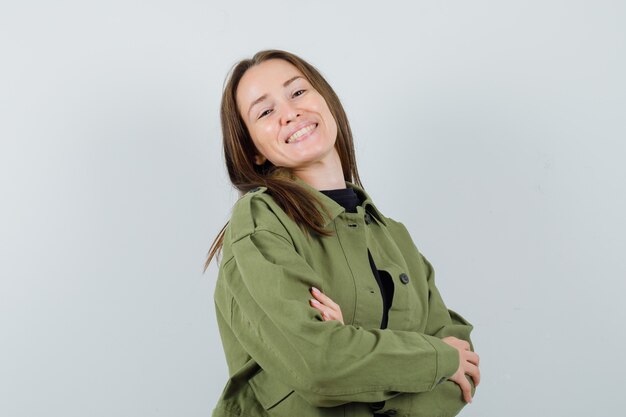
[364, 212, 372, 224]
[399, 273, 409, 284]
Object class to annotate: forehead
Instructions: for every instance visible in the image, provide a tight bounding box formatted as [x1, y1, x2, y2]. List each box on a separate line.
[236, 59, 306, 111]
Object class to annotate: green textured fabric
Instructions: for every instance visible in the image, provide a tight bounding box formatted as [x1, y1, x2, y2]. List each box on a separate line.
[211, 176, 475, 417]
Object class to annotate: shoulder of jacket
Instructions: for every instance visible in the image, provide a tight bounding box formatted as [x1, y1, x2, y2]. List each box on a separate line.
[381, 215, 414, 242]
[381, 213, 402, 229]
[228, 187, 291, 243]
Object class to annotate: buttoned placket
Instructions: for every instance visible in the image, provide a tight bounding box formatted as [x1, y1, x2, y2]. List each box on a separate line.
[333, 206, 385, 330]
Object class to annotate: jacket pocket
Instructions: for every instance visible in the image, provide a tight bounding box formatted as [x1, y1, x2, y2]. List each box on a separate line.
[248, 369, 295, 411]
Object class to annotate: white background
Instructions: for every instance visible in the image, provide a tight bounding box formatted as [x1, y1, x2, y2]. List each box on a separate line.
[1, 1, 625, 416]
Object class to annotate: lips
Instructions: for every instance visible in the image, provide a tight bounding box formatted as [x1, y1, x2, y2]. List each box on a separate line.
[284, 122, 318, 144]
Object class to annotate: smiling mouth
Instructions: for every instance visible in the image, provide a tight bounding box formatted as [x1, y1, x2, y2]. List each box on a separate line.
[286, 123, 318, 144]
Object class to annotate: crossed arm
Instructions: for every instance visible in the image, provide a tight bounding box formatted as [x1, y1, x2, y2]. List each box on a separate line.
[308, 284, 481, 405]
[225, 227, 480, 414]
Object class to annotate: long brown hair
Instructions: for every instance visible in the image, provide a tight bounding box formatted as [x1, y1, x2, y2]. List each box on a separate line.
[204, 49, 363, 272]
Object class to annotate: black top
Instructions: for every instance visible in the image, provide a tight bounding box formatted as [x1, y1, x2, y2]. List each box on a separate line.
[320, 187, 394, 329]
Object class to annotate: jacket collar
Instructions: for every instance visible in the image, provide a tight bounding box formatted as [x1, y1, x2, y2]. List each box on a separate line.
[292, 176, 387, 227]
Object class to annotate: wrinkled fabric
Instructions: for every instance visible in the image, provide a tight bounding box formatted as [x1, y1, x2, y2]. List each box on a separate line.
[211, 177, 476, 417]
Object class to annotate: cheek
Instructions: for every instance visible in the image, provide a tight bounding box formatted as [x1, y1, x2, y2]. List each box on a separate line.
[250, 124, 279, 152]
[323, 108, 338, 136]
[313, 98, 337, 133]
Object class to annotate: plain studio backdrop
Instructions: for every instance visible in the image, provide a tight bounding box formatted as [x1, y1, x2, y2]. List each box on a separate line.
[1, 1, 625, 416]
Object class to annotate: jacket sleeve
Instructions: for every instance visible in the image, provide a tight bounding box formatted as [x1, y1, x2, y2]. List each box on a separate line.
[421, 254, 475, 352]
[372, 376, 476, 417]
[223, 229, 460, 407]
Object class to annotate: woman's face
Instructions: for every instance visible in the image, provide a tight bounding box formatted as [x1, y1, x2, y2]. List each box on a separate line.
[236, 59, 338, 169]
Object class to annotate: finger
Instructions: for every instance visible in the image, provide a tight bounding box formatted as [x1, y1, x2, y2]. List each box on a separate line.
[465, 363, 481, 387]
[310, 287, 339, 310]
[309, 298, 322, 311]
[309, 298, 328, 314]
[310, 287, 340, 310]
[445, 337, 468, 352]
[309, 299, 336, 321]
[465, 351, 480, 366]
[442, 336, 459, 344]
[310, 290, 344, 324]
[458, 377, 472, 404]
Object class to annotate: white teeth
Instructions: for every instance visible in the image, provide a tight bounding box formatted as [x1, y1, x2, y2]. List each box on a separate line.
[286, 124, 316, 143]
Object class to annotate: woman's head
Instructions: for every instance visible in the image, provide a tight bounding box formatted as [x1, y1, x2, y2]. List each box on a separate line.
[206, 50, 363, 271]
[220, 49, 359, 190]
[236, 58, 338, 172]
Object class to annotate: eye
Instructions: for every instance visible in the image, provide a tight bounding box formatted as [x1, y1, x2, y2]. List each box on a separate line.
[293, 89, 306, 97]
[258, 109, 272, 119]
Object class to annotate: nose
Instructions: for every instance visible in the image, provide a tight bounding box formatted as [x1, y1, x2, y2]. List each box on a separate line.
[279, 100, 301, 125]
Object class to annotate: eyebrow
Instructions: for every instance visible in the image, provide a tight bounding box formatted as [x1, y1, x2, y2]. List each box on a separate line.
[246, 75, 304, 118]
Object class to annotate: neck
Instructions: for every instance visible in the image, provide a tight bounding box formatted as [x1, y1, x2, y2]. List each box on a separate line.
[292, 148, 346, 190]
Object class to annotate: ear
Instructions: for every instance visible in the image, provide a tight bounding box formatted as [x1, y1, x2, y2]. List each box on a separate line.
[254, 154, 267, 165]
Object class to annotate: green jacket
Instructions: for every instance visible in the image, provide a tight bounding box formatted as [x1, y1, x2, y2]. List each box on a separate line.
[212, 176, 476, 417]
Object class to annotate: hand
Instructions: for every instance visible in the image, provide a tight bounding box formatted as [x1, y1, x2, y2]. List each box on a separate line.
[309, 287, 344, 324]
[441, 336, 480, 404]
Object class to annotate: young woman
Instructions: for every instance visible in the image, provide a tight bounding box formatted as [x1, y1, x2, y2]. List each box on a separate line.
[205, 49, 480, 417]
